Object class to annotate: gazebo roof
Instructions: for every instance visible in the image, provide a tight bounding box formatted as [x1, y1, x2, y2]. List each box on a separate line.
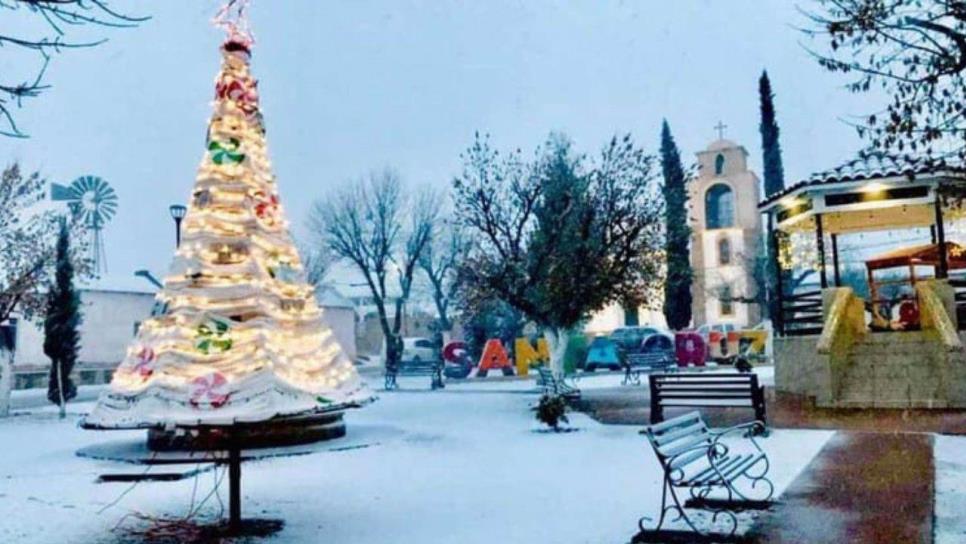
[760, 154, 965, 209]
[865, 242, 966, 272]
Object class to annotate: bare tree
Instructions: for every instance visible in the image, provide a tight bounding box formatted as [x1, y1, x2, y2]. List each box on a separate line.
[310, 170, 438, 370]
[419, 218, 469, 336]
[0, 0, 147, 138]
[453, 133, 664, 377]
[300, 244, 334, 287]
[0, 163, 90, 416]
[802, 1, 966, 162]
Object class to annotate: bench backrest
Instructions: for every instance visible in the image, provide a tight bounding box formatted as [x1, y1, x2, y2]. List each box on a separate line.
[626, 352, 675, 367]
[650, 373, 760, 407]
[642, 410, 712, 470]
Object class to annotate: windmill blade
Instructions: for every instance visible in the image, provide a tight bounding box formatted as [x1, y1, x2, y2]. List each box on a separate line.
[73, 176, 95, 194]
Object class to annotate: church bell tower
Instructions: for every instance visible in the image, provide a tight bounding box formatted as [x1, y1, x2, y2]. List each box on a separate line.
[689, 135, 763, 328]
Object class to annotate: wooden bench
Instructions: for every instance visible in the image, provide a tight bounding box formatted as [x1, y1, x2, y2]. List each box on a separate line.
[622, 351, 678, 386]
[648, 373, 766, 427]
[384, 359, 444, 391]
[638, 411, 773, 539]
[535, 366, 581, 399]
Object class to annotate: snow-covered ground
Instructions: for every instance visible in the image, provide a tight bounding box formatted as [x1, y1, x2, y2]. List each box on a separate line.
[11, 384, 107, 410]
[1, 378, 826, 544]
[936, 434, 966, 544]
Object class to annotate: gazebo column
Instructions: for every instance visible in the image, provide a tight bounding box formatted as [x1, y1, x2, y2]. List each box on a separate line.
[816, 213, 828, 288]
[934, 197, 948, 278]
[831, 233, 841, 287]
[769, 213, 784, 336]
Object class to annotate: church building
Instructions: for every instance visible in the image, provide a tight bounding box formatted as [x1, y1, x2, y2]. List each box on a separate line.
[689, 137, 763, 328]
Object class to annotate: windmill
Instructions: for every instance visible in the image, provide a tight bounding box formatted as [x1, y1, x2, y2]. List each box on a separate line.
[51, 175, 119, 274]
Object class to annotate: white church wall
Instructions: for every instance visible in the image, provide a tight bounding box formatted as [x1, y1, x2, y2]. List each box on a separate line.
[584, 303, 667, 335]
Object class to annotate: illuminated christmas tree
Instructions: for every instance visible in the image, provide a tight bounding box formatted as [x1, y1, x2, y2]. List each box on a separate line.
[84, 23, 370, 446]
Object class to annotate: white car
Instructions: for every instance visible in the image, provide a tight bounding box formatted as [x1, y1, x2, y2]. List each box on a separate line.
[401, 337, 437, 364]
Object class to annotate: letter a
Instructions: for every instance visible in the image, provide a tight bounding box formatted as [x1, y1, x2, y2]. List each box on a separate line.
[477, 339, 513, 377]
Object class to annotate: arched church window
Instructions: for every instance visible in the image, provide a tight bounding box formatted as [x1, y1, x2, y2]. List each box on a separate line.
[719, 285, 734, 316]
[715, 153, 725, 175]
[718, 236, 731, 265]
[705, 184, 735, 229]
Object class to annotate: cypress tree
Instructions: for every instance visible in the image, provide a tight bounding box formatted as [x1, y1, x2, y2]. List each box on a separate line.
[660, 120, 693, 330]
[759, 70, 785, 197]
[759, 70, 786, 322]
[45, 218, 81, 418]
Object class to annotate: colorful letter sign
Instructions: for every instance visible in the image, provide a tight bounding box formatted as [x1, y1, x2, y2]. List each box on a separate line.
[477, 339, 514, 377]
[514, 337, 549, 376]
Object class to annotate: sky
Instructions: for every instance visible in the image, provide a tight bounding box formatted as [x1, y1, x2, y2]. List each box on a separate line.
[4, 1, 882, 289]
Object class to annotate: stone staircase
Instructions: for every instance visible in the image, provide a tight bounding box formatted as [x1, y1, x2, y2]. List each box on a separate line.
[834, 331, 949, 408]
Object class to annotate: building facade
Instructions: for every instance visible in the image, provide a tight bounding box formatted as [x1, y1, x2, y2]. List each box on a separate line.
[690, 139, 763, 328]
[9, 288, 155, 388]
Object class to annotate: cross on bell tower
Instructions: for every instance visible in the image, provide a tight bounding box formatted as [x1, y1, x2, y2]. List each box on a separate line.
[714, 121, 728, 140]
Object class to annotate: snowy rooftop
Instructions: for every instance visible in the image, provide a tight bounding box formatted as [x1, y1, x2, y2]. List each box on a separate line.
[77, 273, 158, 295]
[760, 153, 966, 208]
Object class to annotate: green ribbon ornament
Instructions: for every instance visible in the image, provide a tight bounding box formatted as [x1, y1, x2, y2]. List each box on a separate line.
[208, 137, 246, 165]
[195, 317, 233, 354]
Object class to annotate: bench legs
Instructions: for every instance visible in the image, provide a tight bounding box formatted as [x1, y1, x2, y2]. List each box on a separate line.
[430, 366, 444, 390]
[649, 379, 663, 425]
[385, 368, 445, 391]
[639, 458, 774, 539]
[753, 386, 767, 426]
[384, 371, 398, 391]
[639, 474, 740, 539]
[622, 366, 641, 386]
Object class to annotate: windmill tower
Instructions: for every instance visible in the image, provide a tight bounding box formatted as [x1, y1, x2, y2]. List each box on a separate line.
[51, 175, 118, 274]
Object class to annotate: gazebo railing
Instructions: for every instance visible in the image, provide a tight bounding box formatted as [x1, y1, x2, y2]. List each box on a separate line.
[781, 289, 824, 336]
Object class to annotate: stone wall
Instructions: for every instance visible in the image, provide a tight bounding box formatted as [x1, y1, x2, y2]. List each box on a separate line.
[952, 333, 966, 407]
[774, 335, 823, 398]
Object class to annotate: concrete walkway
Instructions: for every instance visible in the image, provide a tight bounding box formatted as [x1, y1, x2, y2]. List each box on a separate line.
[749, 431, 934, 544]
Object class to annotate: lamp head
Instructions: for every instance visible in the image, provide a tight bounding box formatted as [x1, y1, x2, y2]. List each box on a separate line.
[169, 204, 187, 220]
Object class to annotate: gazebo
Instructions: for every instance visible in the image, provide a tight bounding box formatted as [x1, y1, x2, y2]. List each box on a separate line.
[758, 155, 966, 408]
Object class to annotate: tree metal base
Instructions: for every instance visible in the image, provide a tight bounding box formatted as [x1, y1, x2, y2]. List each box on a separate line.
[632, 529, 754, 543]
[146, 412, 346, 451]
[683, 497, 774, 511]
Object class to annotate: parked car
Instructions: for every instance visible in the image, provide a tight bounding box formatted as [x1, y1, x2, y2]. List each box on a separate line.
[584, 336, 621, 371]
[640, 331, 674, 354]
[609, 326, 662, 353]
[401, 337, 438, 364]
[695, 323, 738, 339]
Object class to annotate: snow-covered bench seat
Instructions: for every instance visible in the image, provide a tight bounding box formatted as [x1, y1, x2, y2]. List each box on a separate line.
[638, 411, 774, 539]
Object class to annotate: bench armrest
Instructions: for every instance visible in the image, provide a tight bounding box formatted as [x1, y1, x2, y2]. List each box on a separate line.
[710, 420, 767, 453]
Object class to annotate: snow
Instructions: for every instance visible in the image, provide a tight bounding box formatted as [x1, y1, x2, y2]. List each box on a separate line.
[935, 434, 966, 544]
[11, 384, 107, 410]
[1, 378, 827, 543]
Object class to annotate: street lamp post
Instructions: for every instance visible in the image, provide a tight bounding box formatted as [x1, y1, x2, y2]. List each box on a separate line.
[169, 204, 187, 248]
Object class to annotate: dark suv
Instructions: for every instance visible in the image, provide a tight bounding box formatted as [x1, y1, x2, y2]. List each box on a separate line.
[609, 326, 661, 353]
